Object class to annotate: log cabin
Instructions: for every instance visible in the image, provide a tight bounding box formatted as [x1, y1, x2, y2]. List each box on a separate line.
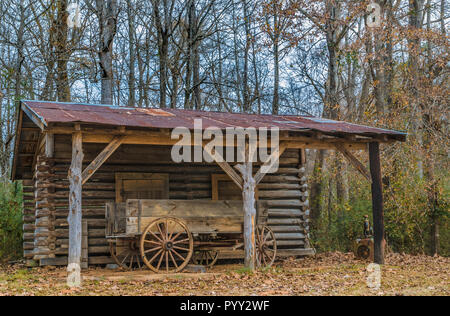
[11, 100, 406, 269]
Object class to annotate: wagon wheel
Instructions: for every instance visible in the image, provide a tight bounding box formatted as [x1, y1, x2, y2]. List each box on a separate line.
[140, 217, 194, 273]
[192, 236, 219, 268]
[357, 245, 371, 260]
[255, 225, 277, 268]
[109, 238, 144, 270]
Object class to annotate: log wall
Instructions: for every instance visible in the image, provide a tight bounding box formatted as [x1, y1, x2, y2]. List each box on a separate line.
[26, 134, 313, 266]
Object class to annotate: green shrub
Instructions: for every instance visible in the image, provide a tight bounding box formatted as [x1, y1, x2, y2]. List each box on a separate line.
[0, 181, 23, 261]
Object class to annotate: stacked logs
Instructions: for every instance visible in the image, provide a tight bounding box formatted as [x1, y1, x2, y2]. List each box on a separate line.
[257, 149, 314, 257]
[33, 155, 56, 260]
[22, 181, 36, 260]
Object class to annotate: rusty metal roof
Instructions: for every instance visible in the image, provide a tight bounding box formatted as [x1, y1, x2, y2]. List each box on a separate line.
[21, 100, 407, 141]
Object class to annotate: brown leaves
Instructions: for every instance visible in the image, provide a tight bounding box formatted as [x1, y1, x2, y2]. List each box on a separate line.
[0, 253, 448, 296]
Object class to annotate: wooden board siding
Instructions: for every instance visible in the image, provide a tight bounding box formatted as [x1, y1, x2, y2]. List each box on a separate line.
[26, 134, 313, 265]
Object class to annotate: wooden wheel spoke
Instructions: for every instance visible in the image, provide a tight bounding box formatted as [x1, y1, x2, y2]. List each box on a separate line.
[121, 252, 130, 265]
[157, 223, 165, 241]
[129, 254, 134, 268]
[144, 240, 160, 246]
[156, 250, 165, 270]
[173, 238, 190, 245]
[170, 231, 182, 243]
[165, 251, 169, 272]
[264, 231, 271, 243]
[171, 248, 186, 261]
[141, 218, 193, 273]
[144, 246, 162, 254]
[165, 219, 170, 242]
[169, 250, 179, 268]
[148, 230, 164, 243]
[147, 249, 163, 264]
[173, 245, 190, 252]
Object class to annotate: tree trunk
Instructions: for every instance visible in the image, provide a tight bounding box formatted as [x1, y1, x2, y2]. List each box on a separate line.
[97, 0, 118, 105]
[56, 0, 71, 102]
[126, 0, 136, 107]
[159, 35, 169, 108]
[14, 1, 26, 110]
[272, 38, 280, 115]
[242, 0, 251, 112]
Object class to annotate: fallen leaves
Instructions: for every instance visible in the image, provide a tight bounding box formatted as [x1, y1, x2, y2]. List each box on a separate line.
[0, 252, 448, 296]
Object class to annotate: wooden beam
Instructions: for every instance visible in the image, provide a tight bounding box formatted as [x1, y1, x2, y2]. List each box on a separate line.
[32, 133, 45, 171]
[254, 142, 288, 185]
[203, 143, 243, 190]
[335, 143, 371, 182]
[81, 136, 125, 185]
[67, 131, 83, 287]
[235, 141, 256, 271]
[369, 142, 385, 265]
[46, 126, 369, 150]
[45, 133, 54, 158]
[216, 161, 243, 190]
[22, 104, 46, 130]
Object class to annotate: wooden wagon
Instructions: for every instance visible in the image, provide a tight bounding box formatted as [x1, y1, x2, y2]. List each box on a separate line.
[106, 200, 277, 273]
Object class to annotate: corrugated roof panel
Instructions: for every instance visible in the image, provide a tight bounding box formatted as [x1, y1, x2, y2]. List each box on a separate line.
[21, 100, 407, 141]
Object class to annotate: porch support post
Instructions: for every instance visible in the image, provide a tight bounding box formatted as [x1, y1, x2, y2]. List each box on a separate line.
[369, 142, 385, 264]
[236, 142, 256, 271]
[67, 130, 84, 287]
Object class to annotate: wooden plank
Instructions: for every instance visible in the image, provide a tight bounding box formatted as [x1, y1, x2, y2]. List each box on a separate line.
[274, 233, 305, 240]
[369, 142, 385, 264]
[82, 136, 125, 185]
[268, 218, 303, 225]
[129, 200, 244, 218]
[258, 190, 304, 198]
[277, 248, 315, 257]
[268, 209, 305, 217]
[335, 143, 371, 181]
[276, 240, 305, 246]
[67, 131, 83, 287]
[125, 200, 244, 234]
[254, 142, 288, 185]
[269, 225, 304, 233]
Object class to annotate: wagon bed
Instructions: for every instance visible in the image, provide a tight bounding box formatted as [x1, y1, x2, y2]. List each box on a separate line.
[106, 200, 276, 273]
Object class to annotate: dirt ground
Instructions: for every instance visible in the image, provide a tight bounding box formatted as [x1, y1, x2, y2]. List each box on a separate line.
[0, 252, 448, 296]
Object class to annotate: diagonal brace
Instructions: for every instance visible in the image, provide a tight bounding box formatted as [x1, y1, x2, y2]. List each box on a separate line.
[334, 143, 371, 182]
[254, 142, 288, 185]
[82, 136, 126, 185]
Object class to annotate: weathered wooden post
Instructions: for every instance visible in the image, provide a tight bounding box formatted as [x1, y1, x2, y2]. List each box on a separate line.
[67, 130, 84, 287]
[369, 142, 385, 264]
[236, 141, 256, 271]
